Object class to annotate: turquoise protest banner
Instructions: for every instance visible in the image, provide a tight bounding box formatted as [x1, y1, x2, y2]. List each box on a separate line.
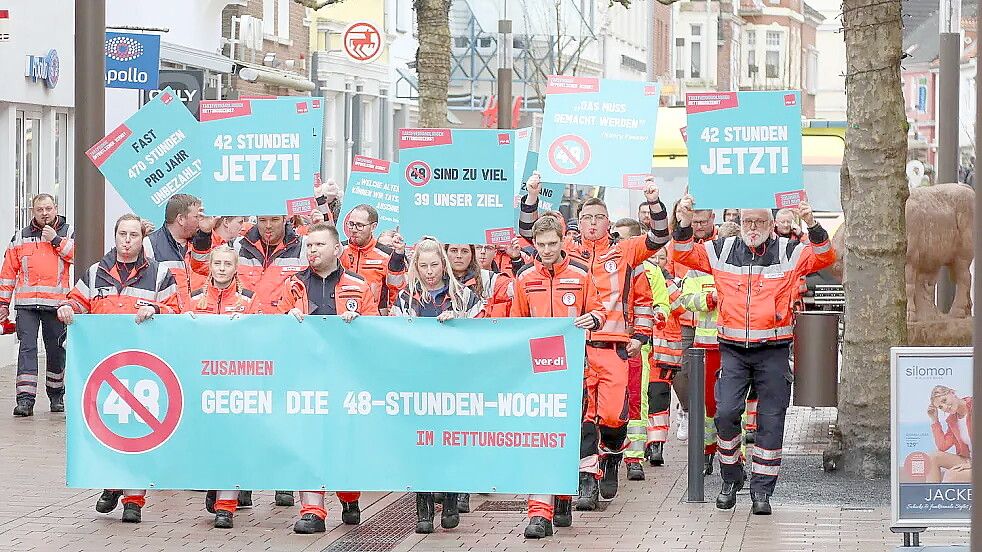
[537, 76, 661, 188]
[85, 88, 205, 226]
[398, 128, 529, 245]
[66, 315, 584, 494]
[197, 97, 324, 216]
[685, 90, 803, 209]
[338, 155, 399, 240]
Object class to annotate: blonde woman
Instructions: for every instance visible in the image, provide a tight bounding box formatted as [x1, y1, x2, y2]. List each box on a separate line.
[188, 245, 253, 529]
[390, 237, 481, 533]
[926, 385, 973, 483]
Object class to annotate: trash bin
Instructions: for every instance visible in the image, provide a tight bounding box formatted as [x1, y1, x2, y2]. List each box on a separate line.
[792, 311, 839, 407]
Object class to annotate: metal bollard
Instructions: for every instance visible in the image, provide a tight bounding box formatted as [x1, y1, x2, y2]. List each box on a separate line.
[686, 347, 706, 503]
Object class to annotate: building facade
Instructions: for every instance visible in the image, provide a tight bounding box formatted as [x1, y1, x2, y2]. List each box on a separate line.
[0, 1, 76, 364]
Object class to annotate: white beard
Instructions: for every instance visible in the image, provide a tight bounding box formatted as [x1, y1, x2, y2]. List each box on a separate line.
[741, 230, 768, 248]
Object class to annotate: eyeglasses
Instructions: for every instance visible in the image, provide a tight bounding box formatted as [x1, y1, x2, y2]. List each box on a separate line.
[579, 214, 609, 224]
[345, 220, 372, 230]
[741, 219, 770, 229]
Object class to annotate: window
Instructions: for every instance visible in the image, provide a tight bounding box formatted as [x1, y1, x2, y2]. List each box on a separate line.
[53, 113, 68, 209]
[915, 78, 928, 113]
[675, 37, 686, 79]
[396, 0, 411, 32]
[747, 30, 755, 46]
[765, 31, 781, 79]
[691, 24, 702, 36]
[15, 111, 41, 230]
[277, 0, 290, 40]
[747, 46, 757, 77]
[691, 41, 702, 78]
[262, 0, 275, 35]
[454, 36, 470, 48]
[805, 50, 818, 94]
[765, 50, 780, 78]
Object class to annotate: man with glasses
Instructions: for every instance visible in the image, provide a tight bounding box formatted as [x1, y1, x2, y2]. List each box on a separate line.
[519, 174, 669, 510]
[673, 196, 835, 515]
[340, 205, 407, 314]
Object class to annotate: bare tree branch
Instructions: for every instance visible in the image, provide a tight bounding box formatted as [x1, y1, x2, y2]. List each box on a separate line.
[292, 0, 346, 9]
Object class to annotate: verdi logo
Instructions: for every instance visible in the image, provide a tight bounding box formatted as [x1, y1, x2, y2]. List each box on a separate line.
[529, 335, 568, 373]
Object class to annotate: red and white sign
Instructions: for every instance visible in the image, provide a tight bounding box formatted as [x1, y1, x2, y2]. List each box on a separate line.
[405, 160, 431, 187]
[343, 22, 384, 63]
[399, 128, 453, 149]
[685, 92, 739, 114]
[774, 189, 806, 209]
[86, 124, 133, 167]
[485, 227, 514, 245]
[545, 75, 600, 95]
[82, 350, 184, 454]
[286, 196, 316, 216]
[529, 335, 568, 373]
[199, 100, 253, 121]
[352, 155, 391, 174]
[0, 10, 10, 42]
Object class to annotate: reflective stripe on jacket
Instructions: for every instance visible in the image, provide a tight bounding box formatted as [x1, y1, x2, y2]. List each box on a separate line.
[234, 225, 307, 314]
[679, 269, 719, 347]
[64, 250, 179, 314]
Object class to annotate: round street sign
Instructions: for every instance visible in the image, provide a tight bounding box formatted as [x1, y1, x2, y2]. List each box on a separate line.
[343, 22, 384, 63]
[82, 350, 183, 454]
[405, 160, 431, 187]
[547, 134, 591, 176]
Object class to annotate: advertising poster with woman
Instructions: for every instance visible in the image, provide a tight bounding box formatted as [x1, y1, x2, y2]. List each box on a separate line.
[892, 347, 972, 527]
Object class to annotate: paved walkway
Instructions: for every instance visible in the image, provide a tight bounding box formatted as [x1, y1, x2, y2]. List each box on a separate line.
[0, 366, 969, 551]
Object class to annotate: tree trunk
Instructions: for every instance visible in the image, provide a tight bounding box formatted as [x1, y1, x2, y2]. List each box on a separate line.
[829, 0, 909, 477]
[414, 0, 451, 128]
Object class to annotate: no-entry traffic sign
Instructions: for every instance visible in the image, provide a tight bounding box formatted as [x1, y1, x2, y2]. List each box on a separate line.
[547, 134, 591, 176]
[82, 350, 183, 454]
[343, 22, 383, 63]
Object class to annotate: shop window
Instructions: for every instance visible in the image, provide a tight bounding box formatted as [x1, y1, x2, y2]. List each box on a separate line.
[15, 111, 41, 230]
[54, 113, 68, 210]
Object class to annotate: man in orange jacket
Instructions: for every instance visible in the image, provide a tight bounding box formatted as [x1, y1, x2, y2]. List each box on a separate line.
[0, 194, 74, 417]
[510, 216, 606, 539]
[673, 196, 835, 515]
[279, 223, 378, 534]
[57, 214, 179, 524]
[233, 215, 308, 315]
[519, 174, 669, 510]
[339, 205, 407, 313]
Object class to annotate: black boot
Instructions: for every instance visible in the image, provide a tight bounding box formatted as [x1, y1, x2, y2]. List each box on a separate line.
[441, 493, 460, 529]
[716, 475, 746, 510]
[524, 516, 554, 538]
[237, 490, 253, 508]
[751, 491, 772, 515]
[13, 398, 33, 417]
[341, 500, 361, 525]
[415, 493, 435, 534]
[49, 395, 64, 413]
[205, 490, 217, 514]
[456, 493, 470, 513]
[553, 497, 572, 528]
[704, 453, 715, 476]
[293, 513, 325, 534]
[574, 472, 599, 511]
[626, 462, 645, 481]
[121, 503, 142, 523]
[214, 510, 233, 529]
[274, 491, 294, 506]
[95, 489, 123, 513]
[599, 454, 621, 499]
[646, 442, 664, 466]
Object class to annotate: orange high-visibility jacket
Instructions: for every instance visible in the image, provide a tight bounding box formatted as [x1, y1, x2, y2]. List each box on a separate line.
[0, 216, 74, 309]
[671, 224, 835, 346]
[279, 267, 379, 316]
[509, 253, 606, 328]
[518, 197, 670, 343]
[340, 237, 407, 311]
[188, 281, 254, 314]
[649, 264, 686, 367]
[64, 250, 179, 314]
[234, 225, 307, 314]
[460, 268, 514, 318]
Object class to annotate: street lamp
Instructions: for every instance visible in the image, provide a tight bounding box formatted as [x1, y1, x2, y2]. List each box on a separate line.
[497, 1, 513, 129]
[936, 0, 962, 312]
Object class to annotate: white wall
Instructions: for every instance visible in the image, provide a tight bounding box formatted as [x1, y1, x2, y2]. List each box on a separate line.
[811, 0, 846, 120]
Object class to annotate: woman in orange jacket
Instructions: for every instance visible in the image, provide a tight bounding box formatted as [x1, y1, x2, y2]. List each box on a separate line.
[188, 246, 253, 529]
[927, 385, 973, 483]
